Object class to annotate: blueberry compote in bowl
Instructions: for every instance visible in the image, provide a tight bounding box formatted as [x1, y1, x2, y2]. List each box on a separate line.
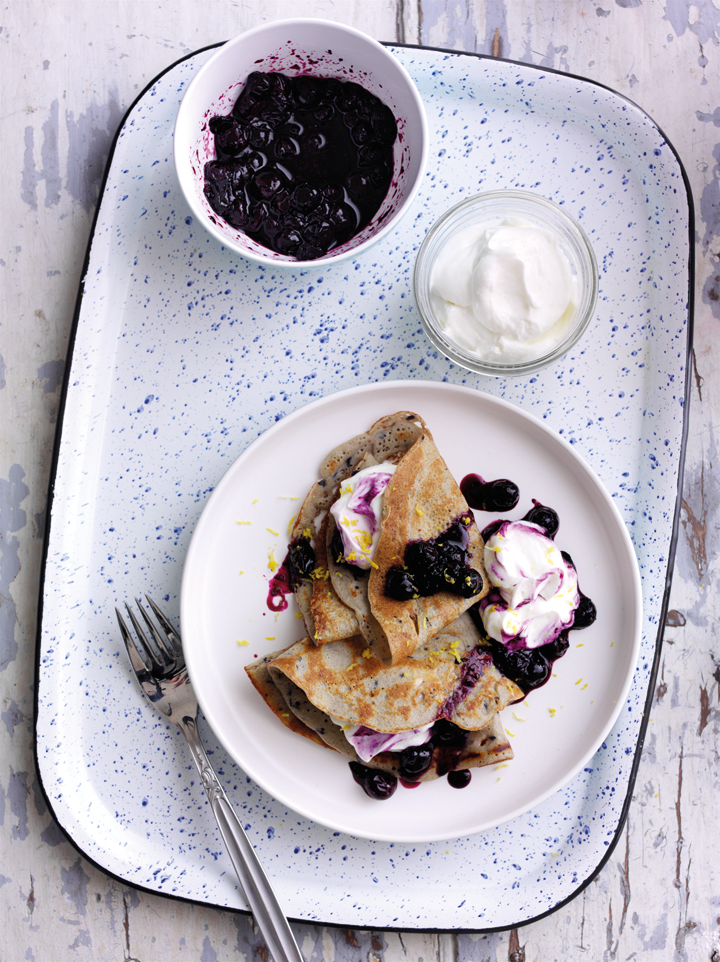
[174, 19, 428, 268]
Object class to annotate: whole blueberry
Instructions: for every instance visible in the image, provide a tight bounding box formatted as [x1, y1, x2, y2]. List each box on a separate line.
[399, 744, 433, 779]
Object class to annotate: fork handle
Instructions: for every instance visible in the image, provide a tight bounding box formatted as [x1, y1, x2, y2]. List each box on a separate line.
[178, 715, 305, 962]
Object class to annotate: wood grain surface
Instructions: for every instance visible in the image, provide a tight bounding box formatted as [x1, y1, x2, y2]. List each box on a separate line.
[2, 1, 719, 960]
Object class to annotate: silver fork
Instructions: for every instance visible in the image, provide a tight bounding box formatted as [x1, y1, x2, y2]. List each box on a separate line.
[117, 596, 304, 962]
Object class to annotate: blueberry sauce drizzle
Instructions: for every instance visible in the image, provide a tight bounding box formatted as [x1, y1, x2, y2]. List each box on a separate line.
[266, 535, 315, 612]
[437, 648, 493, 720]
[430, 719, 471, 777]
[266, 559, 293, 612]
[204, 72, 397, 259]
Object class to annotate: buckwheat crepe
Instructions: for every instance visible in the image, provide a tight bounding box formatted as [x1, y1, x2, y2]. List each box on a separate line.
[292, 412, 424, 648]
[290, 412, 489, 665]
[245, 612, 521, 781]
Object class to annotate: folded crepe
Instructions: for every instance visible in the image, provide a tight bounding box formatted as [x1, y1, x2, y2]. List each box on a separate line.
[288, 412, 490, 665]
[245, 612, 522, 783]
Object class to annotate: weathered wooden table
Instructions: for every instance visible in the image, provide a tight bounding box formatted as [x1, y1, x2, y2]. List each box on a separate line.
[2, 2, 718, 959]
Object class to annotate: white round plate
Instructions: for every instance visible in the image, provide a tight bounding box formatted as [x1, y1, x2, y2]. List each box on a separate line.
[181, 381, 642, 843]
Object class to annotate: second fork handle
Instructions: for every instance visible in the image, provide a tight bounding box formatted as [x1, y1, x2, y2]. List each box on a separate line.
[178, 714, 305, 962]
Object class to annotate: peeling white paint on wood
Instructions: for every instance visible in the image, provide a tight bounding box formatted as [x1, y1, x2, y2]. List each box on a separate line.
[1, 1, 719, 960]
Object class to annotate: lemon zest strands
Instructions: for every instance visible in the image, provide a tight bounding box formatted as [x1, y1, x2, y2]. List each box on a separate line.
[236, 640, 249, 646]
[268, 548, 280, 573]
[448, 640, 463, 665]
[357, 531, 373, 551]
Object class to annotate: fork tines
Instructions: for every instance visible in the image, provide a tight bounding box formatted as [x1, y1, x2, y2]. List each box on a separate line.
[116, 596, 182, 676]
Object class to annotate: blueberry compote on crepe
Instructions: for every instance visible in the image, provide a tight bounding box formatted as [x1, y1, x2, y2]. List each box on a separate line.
[383, 513, 485, 601]
[203, 71, 398, 259]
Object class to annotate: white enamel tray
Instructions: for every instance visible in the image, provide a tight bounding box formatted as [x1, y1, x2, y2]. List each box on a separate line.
[35, 44, 692, 931]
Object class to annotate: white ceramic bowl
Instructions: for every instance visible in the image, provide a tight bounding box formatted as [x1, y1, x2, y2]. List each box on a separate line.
[174, 19, 428, 268]
[414, 190, 599, 376]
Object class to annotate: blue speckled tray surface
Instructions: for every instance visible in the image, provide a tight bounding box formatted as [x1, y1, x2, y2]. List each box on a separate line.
[36, 45, 690, 931]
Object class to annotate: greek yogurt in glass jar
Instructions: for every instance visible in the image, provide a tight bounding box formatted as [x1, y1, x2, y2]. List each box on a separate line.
[414, 191, 598, 377]
[429, 218, 578, 363]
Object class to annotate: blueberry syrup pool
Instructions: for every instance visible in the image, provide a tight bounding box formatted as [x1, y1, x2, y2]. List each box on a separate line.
[203, 71, 398, 259]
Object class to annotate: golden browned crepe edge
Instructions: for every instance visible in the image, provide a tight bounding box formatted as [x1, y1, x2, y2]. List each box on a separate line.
[290, 411, 426, 544]
[245, 652, 328, 749]
[308, 512, 359, 645]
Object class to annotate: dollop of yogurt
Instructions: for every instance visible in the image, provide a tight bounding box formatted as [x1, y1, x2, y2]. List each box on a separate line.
[430, 218, 578, 362]
[479, 520, 579, 649]
[330, 462, 396, 569]
[334, 720, 433, 763]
